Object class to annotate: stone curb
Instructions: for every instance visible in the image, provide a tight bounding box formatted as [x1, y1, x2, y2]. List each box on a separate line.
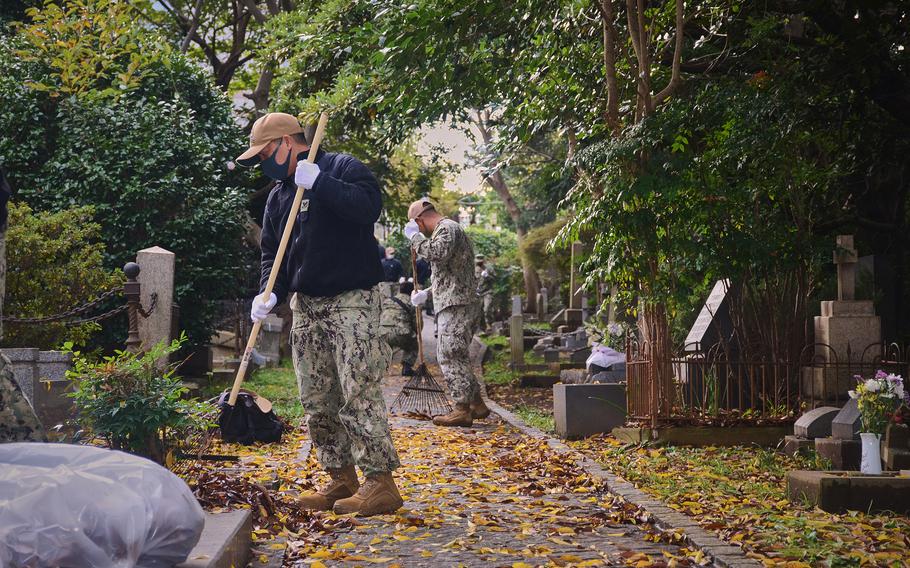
[471, 336, 763, 568]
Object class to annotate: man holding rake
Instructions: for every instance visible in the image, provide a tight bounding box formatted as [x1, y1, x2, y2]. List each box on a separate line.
[405, 198, 490, 427]
[238, 112, 402, 516]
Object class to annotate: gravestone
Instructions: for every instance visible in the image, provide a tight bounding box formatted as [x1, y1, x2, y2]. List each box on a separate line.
[553, 383, 626, 439]
[544, 348, 560, 363]
[683, 279, 733, 352]
[540, 287, 549, 319]
[794, 406, 840, 439]
[831, 399, 861, 440]
[137, 246, 176, 357]
[802, 236, 881, 401]
[510, 300, 524, 368]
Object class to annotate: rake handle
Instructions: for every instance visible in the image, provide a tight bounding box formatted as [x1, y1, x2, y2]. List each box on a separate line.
[227, 112, 330, 407]
[411, 247, 426, 365]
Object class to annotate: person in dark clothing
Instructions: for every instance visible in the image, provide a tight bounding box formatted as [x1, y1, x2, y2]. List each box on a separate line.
[237, 112, 402, 517]
[380, 247, 403, 282]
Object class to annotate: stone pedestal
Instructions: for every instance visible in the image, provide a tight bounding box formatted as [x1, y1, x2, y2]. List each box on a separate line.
[783, 435, 816, 457]
[136, 246, 176, 355]
[815, 300, 880, 360]
[815, 437, 861, 470]
[553, 383, 626, 439]
[1, 348, 74, 429]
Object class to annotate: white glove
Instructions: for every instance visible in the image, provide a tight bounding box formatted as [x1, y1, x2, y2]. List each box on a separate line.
[295, 161, 320, 189]
[404, 219, 420, 240]
[410, 289, 429, 306]
[251, 292, 277, 323]
[481, 270, 489, 278]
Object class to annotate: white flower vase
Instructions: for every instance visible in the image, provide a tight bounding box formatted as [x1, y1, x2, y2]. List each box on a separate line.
[860, 432, 882, 475]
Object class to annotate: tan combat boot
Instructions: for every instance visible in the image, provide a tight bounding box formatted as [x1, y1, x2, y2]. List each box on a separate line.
[297, 465, 359, 511]
[470, 392, 491, 419]
[433, 403, 473, 427]
[332, 472, 404, 516]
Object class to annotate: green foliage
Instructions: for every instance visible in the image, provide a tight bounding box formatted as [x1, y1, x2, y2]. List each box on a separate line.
[0, 2, 250, 348]
[15, 0, 161, 99]
[3, 203, 121, 349]
[66, 334, 216, 463]
[563, 76, 852, 320]
[466, 225, 523, 299]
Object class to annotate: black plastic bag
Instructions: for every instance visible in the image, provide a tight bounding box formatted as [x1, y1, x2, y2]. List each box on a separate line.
[217, 390, 284, 445]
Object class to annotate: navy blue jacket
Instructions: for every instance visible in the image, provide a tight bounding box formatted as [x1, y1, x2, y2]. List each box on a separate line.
[260, 150, 384, 301]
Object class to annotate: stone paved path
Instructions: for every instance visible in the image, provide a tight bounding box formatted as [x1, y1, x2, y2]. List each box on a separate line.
[283, 370, 705, 567]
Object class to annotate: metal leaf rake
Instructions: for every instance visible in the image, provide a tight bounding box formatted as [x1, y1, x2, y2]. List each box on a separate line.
[389, 248, 452, 419]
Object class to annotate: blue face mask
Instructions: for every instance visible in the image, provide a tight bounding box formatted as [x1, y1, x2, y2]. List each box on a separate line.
[261, 141, 290, 180]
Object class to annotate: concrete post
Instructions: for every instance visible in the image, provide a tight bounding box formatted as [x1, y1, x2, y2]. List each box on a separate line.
[136, 246, 175, 354]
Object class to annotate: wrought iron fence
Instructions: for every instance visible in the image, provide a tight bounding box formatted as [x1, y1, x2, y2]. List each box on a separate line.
[626, 339, 910, 427]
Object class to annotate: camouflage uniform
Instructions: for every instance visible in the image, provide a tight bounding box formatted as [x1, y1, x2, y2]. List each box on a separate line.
[475, 264, 495, 327]
[290, 287, 400, 476]
[0, 354, 47, 443]
[412, 219, 479, 405]
[380, 292, 418, 369]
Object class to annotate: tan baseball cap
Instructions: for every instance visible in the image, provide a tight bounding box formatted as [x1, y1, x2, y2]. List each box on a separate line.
[407, 198, 435, 220]
[236, 112, 306, 167]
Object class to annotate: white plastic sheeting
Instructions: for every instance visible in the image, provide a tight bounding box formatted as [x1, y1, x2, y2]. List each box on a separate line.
[0, 443, 204, 568]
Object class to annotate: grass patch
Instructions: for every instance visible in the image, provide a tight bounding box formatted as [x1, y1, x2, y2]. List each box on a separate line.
[479, 334, 552, 385]
[514, 405, 555, 433]
[570, 437, 910, 565]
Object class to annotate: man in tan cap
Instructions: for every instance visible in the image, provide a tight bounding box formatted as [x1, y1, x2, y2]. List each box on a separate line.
[238, 112, 403, 516]
[404, 199, 490, 427]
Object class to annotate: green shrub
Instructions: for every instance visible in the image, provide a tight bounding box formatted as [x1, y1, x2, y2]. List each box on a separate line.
[66, 334, 215, 464]
[3, 202, 121, 349]
[0, 4, 251, 349]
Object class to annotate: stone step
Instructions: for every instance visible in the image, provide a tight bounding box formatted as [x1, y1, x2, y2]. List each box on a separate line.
[176, 510, 251, 568]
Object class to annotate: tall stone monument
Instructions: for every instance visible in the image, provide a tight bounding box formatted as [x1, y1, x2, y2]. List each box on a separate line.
[137, 246, 176, 357]
[802, 235, 881, 402]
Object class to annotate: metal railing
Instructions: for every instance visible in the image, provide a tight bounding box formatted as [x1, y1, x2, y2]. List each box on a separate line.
[626, 339, 910, 427]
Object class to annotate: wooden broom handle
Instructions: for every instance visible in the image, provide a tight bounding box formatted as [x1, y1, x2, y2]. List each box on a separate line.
[227, 112, 330, 407]
[411, 247, 426, 365]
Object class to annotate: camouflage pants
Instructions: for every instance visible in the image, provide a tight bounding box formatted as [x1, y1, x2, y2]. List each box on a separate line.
[436, 305, 479, 405]
[385, 332, 417, 368]
[291, 287, 400, 476]
[482, 294, 494, 326]
[0, 354, 47, 443]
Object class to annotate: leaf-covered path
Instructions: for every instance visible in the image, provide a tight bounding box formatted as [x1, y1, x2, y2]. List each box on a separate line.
[284, 382, 708, 567]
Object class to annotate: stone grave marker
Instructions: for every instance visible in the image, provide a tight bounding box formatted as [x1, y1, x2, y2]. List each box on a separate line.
[831, 399, 861, 440]
[683, 279, 733, 352]
[137, 246, 175, 360]
[802, 236, 881, 401]
[794, 406, 840, 438]
[553, 383, 626, 439]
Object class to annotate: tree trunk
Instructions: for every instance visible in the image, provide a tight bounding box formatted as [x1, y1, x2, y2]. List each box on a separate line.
[473, 112, 542, 313]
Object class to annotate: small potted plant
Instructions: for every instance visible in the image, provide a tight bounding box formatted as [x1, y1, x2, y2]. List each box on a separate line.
[849, 371, 909, 474]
